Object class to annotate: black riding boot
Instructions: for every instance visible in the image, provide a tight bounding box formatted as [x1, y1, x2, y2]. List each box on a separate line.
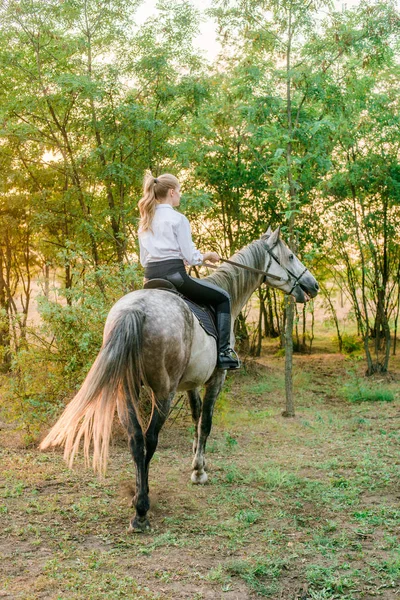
[216, 312, 240, 370]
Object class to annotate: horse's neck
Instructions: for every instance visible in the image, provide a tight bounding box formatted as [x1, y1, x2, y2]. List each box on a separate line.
[205, 241, 265, 319]
[231, 272, 263, 319]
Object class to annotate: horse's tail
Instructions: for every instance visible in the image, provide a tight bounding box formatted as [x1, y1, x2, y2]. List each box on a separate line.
[40, 308, 146, 475]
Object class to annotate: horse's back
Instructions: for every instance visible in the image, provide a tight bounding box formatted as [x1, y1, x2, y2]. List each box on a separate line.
[105, 289, 216, 391]
[105, 289, 191, 337]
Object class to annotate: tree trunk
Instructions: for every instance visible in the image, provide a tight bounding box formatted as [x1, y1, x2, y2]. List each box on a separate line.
[235, 311, 249, 352]
[0, 253, 12, 373]
[250, 288, 264, 357]
[280, 303, 286, 349]
[44, 263, 50, 299]
[283, 5, 297, 418]
[282, 294, 295, 417]
[308, 301, 315, 354]
[321, 282, 342, 352]
[264, 287, 279, 337]
[272, 289, 282, 338]
[294, 303, 300, 351]
[393, 287, 400, 356]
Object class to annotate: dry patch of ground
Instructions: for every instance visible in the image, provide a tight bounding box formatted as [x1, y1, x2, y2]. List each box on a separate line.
[1, 351, 399, 599]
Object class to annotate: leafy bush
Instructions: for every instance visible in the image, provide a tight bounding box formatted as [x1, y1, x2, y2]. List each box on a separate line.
[0, 264, 142, 443]
[0, 347, 67, 445]
[341, 334, 363, 354]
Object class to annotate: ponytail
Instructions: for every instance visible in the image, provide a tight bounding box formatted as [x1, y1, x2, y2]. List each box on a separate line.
[138, 173, 179, 232]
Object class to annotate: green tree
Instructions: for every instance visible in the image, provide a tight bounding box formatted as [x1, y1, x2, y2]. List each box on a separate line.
[210, 0, 337, 414]
[211, 0, 400, 398]
[0, 0, 209, 429]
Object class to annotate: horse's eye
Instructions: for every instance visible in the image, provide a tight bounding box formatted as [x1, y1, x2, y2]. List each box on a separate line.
[289, 254, 294, 261]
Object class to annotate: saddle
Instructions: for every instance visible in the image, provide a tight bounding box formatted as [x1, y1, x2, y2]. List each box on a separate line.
[143, 279, 218, 341]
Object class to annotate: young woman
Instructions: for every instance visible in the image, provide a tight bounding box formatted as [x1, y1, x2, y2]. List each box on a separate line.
[138, 173, 240, 370]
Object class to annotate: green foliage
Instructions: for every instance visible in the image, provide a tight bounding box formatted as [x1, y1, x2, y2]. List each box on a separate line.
[341, 334, 363, 355]
[224, 432, 238, 450]
[0, 346, 67, 445]
[235, 508, 261, 524]
[38, 263, 141, 376]
[0, 264, 142, 441]
[1, 0, 400, 430]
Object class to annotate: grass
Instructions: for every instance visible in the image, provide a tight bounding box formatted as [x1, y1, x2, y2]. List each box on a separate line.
[0, 345, 399, 599]
[342, 383, 395, 403]
[226, 557, 287, 596]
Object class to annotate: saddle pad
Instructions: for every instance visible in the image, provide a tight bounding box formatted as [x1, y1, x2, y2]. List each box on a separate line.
[144, 282, 218, 341]
[183, 298, 218, 341]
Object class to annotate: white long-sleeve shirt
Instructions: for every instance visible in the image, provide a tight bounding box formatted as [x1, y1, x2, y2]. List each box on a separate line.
[139, 204, 204, 267]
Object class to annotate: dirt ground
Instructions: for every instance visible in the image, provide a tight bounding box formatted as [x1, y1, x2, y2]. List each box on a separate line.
[1, 346, 400, 599]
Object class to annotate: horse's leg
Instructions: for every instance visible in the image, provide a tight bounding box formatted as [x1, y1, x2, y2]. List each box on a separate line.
[191, 371, 226, 484]
[126, 418, 150, 530]
[125, 387, 174, 532]
[118, 380, 150, 532]
[187, 388, 202, 455]
[144, 391, 174, 489]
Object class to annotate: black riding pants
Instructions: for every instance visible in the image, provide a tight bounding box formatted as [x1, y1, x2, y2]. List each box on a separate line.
[144, 259, 232, 349]
[145, 259, 231, 314]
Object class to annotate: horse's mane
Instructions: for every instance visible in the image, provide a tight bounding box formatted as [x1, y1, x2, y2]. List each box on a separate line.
[205, 237, 290, 312]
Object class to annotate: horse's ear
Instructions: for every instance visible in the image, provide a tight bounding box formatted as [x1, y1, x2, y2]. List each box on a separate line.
[261, 226, 272, 239]
[266, 227, 280, 247]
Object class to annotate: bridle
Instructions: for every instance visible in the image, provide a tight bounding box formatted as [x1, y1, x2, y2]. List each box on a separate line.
[263, 240, 309, 295]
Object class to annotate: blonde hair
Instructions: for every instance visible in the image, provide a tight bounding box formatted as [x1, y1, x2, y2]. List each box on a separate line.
[138, 173, 180, 232]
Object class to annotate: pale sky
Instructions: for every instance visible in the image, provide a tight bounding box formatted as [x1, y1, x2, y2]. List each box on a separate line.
[136, 0, 220, 61]
[136, 0, 363, 62]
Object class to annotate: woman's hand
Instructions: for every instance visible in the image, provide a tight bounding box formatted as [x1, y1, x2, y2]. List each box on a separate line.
[203, 251, 220, 264]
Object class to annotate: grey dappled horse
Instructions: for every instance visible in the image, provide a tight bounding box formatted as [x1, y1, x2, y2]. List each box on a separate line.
[40, 227, 319, 531]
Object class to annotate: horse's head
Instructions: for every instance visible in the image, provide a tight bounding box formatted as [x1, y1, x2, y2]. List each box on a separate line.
[260, 227, 319, 304]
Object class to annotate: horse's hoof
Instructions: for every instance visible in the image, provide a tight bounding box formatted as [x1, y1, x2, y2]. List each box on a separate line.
[128, 516, 151, 533]
[191, 470, 208, 485]
[192, 457, 206, 471]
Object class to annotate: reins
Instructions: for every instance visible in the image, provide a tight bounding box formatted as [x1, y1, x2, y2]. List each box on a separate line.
[203, 258, 283, 281]
[223, 258, 284, 281]
[203, 240, 309, 292]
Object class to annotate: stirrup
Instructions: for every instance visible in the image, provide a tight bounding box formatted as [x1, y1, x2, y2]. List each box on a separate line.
[217, 348, 241, 370]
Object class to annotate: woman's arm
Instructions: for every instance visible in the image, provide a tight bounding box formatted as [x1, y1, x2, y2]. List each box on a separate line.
[175, 215, 220, 266]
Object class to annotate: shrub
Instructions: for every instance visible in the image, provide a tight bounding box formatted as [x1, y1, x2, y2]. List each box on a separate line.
[0, 263, 142, 442]
[341, 334, 363, 354]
